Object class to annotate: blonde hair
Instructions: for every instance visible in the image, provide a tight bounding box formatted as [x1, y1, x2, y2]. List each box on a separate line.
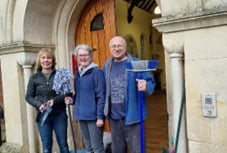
[36, 48, 56, 70]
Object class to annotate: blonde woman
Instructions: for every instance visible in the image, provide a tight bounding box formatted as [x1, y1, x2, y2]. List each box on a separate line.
[26, 48, 71, 153]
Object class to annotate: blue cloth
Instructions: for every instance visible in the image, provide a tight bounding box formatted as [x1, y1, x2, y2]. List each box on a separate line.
[40, 107, 53, 126]
[103, 54, 156, 125]
[52, 68, 73, 95]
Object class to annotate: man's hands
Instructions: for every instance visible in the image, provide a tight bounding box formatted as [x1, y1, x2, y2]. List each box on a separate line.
[136, 79, 147, 91]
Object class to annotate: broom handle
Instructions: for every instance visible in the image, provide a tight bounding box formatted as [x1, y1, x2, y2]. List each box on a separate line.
[138, 73, 145, 153]
[68, 105, 77, 152]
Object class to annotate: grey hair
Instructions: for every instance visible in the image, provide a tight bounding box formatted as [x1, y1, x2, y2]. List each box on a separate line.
[73, 44, 93, 58]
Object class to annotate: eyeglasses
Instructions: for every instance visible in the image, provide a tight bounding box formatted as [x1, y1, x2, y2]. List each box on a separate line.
[77, 54, 90, 57]
[110, 44, 124, 49]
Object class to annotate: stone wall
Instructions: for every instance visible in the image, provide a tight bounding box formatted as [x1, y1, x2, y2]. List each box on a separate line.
[153, 0, 227, 152]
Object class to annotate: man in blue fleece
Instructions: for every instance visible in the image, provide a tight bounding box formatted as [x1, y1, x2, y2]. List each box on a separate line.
[103, 35, 156, 153]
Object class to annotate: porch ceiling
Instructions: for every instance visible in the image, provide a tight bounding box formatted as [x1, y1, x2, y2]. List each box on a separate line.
[124, 0, 156, 14]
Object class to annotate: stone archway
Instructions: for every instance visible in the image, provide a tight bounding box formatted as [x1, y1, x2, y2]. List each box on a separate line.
[22, 0, 93, 152]
[0, 0, 91, 152]
[24, 0, 90, 67]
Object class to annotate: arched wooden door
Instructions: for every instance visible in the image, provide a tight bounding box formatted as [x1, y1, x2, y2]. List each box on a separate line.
[75, 0, 116, 67]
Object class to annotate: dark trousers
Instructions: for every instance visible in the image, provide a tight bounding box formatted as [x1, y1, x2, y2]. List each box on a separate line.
[109, 119, 140, 153]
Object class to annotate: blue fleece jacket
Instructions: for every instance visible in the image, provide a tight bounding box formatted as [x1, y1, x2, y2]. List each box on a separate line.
[103, 54, 156, 125]
[73, 63, 106, 120]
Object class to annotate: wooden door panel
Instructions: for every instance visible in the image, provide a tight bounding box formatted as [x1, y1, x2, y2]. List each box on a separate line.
[76, 0, 116, 67]
[91, 31, 99, 63]
[97, 31, 107, 65]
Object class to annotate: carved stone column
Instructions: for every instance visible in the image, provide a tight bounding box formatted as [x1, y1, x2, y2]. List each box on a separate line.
[17, 52, 38, 153]
[162, 33, 187, 153]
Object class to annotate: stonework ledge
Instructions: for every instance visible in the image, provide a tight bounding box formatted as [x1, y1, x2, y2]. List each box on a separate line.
[152, 11, 227, 33]
[0, 41, 55, 55]
[0, 143, 21, 153]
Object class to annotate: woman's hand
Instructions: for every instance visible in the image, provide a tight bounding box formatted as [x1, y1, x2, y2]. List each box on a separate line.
[39, 100, 54, 112]
[46, 99, 54, 107]
[65, 96, 73, 105]
[39, 104, 47, 112]
[96, 119, 104, 127]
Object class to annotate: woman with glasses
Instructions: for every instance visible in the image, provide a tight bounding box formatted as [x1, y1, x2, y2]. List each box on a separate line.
[66, 44, 106, 153]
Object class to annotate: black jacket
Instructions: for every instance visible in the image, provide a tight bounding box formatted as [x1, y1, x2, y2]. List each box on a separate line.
[25, 69, 71, 121]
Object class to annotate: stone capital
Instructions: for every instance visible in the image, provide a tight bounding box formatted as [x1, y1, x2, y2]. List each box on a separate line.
[17, 52, 37, 67]
[162, 33, 184, 54]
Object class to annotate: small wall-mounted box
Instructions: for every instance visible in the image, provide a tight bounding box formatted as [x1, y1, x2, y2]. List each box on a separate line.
[202, 92, 217, 117]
